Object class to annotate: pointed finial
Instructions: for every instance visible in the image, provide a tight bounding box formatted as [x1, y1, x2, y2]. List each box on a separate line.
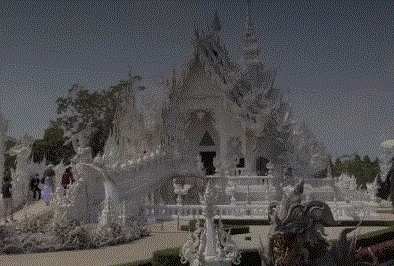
[211, 9, 221, 32]
[172, 68, 177, 87]
[242, 0, 260, 63]
[246, 0, 252, 28]
[193, 22, 200, 40]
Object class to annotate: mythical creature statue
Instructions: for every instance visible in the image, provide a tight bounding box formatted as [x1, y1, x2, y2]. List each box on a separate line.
[260, 179, 371, 266]
[8, 134, 35, 208]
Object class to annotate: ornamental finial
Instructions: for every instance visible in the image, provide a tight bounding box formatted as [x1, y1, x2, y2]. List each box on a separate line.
[211, 9, 221, 32]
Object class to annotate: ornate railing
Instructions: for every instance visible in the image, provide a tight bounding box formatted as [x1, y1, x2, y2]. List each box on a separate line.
[144, 200, 379, 222]
[145, 203, 270, 220]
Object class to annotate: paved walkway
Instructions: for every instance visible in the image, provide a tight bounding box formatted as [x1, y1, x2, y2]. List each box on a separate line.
[1, 200, 52, 226]
[0, 200, 393, 266]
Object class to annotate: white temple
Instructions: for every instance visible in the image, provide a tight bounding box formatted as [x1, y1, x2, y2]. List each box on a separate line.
[104, 5, 330, 179]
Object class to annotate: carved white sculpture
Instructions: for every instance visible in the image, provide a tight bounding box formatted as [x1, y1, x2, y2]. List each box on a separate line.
[173, 178, 192, 205]
[224, 137, 244, 175]
[68, 130, 93, 165]
[181, 176, 241, 266]
[8, 134, 34, 208]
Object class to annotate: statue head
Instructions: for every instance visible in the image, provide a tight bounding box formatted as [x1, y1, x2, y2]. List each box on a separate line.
[266, 180, 337, 265]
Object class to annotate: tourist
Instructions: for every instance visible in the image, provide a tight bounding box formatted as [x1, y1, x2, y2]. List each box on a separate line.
[377, 157, 394, 212]
[30, 173, 41, 201]
[2, 170, 15, 223]
[42, 164, 55, 183]
[61, 166, 74, 190]
[42, 164, 55, 206]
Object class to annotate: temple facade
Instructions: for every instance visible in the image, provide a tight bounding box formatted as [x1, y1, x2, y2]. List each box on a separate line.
[104, 4, 330, 178]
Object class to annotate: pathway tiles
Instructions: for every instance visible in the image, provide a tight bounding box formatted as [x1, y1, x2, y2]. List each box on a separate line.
[0, 200, 52, 225]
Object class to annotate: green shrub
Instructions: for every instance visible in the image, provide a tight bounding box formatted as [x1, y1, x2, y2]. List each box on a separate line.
[151, 247, 184, 266]
[115, 248, 263, 266]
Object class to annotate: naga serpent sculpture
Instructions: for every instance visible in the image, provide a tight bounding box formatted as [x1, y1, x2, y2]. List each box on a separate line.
[260, 179, 373, 266]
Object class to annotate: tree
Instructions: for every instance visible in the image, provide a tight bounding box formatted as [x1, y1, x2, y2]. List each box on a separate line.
[352, 153, 364, 187]
[4, 138, 17, 173]
[333, 158, 343, 177]
[333, 154, 381, 189]
[31, 126, 74, 165]
[363, 155, 371, 164]
[52, 75, 146, 157]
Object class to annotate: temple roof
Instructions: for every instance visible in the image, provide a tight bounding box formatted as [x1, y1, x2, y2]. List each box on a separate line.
[165, 8, 289, 135]
[167, 11, 238, 102]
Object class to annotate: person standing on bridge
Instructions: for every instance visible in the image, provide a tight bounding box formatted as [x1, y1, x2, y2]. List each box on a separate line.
[61, 166, 74, 190]
[29, 173, 41, 201]
[42, 164, 55, 206]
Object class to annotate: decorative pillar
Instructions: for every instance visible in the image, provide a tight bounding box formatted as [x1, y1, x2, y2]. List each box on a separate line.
[118, 200, 127, 229]
[225, 180, 237, 205]
[173, 178, 192, 205]
[180, 176, 241, 266]
[173, 178, 192, 230]
[213, 109, 224, 174]
[268, 162, 283, 201]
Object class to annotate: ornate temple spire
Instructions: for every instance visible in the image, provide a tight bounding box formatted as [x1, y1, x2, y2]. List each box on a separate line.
[242, 0, 260, 64]
[211, 9, 221, 32]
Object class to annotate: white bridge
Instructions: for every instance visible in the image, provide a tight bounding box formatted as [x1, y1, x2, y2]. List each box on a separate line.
[142, 173, 380, 223]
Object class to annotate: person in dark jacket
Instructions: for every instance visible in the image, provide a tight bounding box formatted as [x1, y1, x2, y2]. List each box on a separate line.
[2, 171, 15, 223]
[30, 173, 41, 201]
[61, 166, 74, 190]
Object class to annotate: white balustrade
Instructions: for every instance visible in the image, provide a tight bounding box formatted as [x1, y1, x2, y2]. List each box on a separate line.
[143, 203, 273, 220]
[143, 199, 378, 222]
[139, 173, 378, 223]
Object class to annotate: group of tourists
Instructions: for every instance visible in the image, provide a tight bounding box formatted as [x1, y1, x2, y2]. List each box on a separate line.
[2, 164, 75, 223]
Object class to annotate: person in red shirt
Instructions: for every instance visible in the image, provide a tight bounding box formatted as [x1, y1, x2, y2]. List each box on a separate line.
[61, 166, 74, 190]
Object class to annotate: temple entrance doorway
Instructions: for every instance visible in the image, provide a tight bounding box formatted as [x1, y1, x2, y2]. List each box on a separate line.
[256, 156, 269, 176]
[200, 151, 216, 175]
